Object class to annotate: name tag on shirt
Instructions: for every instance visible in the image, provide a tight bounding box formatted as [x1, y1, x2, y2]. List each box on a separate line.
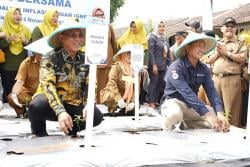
[197, 73, 205, 77]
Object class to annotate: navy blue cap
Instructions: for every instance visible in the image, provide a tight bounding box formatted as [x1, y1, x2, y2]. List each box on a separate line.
[223, 17, 236, 25]
[185, 21, 200, 29]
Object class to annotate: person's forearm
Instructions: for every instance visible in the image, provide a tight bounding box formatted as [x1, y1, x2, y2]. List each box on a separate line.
[227, 52, 246, 64]
[207, 53, 219, 64]
[43, 82, 66, 116]
[12, 80, 24, 95]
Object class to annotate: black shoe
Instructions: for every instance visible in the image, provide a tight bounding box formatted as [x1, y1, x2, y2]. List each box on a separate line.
[21, 112, 28, 119]
[179, 121, 188, 130]
[34, 132, 49, 137]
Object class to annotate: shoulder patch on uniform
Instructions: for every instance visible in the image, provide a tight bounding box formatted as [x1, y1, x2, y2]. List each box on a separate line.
[172, 71, 179, 80]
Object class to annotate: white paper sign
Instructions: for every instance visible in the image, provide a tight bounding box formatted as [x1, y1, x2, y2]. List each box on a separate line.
[85, 17, 108, 64]
[131, 44, 144, 72]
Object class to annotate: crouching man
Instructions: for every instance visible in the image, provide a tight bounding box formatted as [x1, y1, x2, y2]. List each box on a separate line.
[160, 33, 230, 132]
[28, 21, 103, 137]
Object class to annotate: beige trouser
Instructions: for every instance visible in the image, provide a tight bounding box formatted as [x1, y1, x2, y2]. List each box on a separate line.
[212, 75, 242, 127]
[161, 98, 213, 129]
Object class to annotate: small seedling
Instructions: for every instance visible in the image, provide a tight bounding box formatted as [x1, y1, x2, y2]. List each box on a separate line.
[73, 115, 84, 131]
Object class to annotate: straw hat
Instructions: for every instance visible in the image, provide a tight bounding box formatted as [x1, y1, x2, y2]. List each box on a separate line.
[47, 20, 86, 48]
[113, 44, 132, 62]
[174, 32, 217, 58]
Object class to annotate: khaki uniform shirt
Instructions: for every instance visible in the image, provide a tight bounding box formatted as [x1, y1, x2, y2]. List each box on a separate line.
[16, 57, 40, 95]
[100, 63, 134, 112]
[213, 37, 247, 74]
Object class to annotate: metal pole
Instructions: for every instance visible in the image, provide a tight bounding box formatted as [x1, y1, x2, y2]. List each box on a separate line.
[246, 58, 250, 133]
[202, 0, 213, 31]
[134, 71, 140, 121]
[85, 64, 97, 148]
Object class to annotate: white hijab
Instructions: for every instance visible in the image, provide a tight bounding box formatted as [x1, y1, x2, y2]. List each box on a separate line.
[152, 20, 167, 39]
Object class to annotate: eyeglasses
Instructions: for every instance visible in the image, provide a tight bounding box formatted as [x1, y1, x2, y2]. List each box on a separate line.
[95, 13, 104, 17]
[62, 32, 84, 39]
[225, 25, 235, 28]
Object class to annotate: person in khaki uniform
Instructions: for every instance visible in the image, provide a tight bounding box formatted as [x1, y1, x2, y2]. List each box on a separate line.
[100, 45, 135, 115]
[208, 17, 248, 127]
[7, 54, 41, 117]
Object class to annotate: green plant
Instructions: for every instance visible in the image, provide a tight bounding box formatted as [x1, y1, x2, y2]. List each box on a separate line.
[110, 0, 125, 23]
[73, 115, 84, 131]
[224, 111, 232, 121]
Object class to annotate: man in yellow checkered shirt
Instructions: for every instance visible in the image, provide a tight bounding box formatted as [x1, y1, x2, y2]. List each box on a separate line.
[28, 21, 103, 137]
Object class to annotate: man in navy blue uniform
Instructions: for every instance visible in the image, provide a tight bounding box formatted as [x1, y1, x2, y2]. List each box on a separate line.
[160, 33, 230, 132]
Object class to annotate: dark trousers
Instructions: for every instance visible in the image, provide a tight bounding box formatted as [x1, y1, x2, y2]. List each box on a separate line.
[147, 70, 166, 104]
[241, 83, 249, 126]
[28, 94, 103, 136]
[0, 69, 17, 103]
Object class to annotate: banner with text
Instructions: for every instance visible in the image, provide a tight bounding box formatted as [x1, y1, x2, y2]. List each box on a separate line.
[0, 0, 110, 31]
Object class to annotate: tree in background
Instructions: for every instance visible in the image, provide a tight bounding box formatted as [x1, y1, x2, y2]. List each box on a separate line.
[110, 0, 125, 23]
[145, 19, 155, 36]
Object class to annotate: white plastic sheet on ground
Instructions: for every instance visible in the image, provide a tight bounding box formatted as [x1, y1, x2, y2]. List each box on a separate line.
[1, 104, 250, 167]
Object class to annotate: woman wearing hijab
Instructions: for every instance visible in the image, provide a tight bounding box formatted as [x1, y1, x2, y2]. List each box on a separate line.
[117, 19, 149, 105]
[6, 9, 59, 117]
[92, 7, 117, 104]
[31, 9, 59, 42]
[100, 45, 135, 115]
[147, 20, 170, 110]
[117, 18, 148, 51]
[0, 7, 31, 103]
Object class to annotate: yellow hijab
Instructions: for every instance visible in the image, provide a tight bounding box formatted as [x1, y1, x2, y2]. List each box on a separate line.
[38, 9, 59, 36]
[117, 19, 148, 50]
[2, 8, 31, 55]
[239, 30, 250, 46]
